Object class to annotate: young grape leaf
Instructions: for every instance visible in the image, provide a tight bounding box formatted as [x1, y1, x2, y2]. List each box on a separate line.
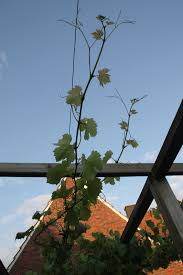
[16, 226, 34, 240]
[65, 208, 79, 226]
[66, 85, 83, 107]
[47, 162, 72, 184]
[98, 68, 111, 87]
[54, 134, 75, 163]
[92, 29, 103, 40]
[79, 118, 97, 140]
[103, 150, 113, 164]
[86, 178, 102, 202]
[106, 20, 114, 25]
[131, 109, 138, 115]
[82, 151, 103, 180]
[79, 206, 91, 221]
[52, 181, 73, 200]
[119, 120, 128, 130]
[103, 177, 120, 185]
[126, 139, 139, 148]
[96, 15, 106, 21]
[32, 211, 42, 220]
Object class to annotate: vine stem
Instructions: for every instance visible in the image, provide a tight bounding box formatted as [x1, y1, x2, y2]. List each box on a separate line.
[73, 24, 106, 202]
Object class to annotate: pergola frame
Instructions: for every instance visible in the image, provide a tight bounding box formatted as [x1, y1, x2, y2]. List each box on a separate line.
[0, 100, 183, 273]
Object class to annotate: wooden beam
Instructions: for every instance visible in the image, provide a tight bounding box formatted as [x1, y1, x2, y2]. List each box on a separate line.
[150, 177, 183, 259]
[121, 101, 183, 243]
[152, 100, 183, 180]
[0, 163, 182, 177]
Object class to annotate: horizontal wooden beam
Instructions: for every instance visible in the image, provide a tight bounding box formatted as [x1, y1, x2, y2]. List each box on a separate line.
[0, 163, 182, 177]
[121, 100, 183, 243]
[150, 177, 183, 260]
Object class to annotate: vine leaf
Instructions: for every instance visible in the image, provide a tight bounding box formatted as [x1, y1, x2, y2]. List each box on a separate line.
[32, 211, 42, 220]
[83, 151, 103, 180]
[96, 15, 106, 21]
[92, 29, 103, 40]
[80, 206, 91, 221]
[119, 120, 128, 130]
[54, 134, 75, 163]
[65, 208, 79, 226]
[86, 178, 103, 202]
[103, 150, 113, 164]
[47, 162, 73, 184]
[131, 109, 138, 115]
[80, 118, 97, 140]
[66, 85, 83, 107]
[126, 139, 139, 148]
[98, 68, 111, 87]
[16, 226, 34, 240]
[103, 177, 120, 185]
[52, 180, 73, 200]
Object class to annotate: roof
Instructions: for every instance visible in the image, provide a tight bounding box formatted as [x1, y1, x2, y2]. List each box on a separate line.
[8, 178, 183, 275]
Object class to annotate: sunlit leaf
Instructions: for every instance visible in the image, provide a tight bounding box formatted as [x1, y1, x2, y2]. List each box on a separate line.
[119, 120, 128, 130]
[66, 85, 83, 107]
[103, 150, 113, 164]
[92, 29, 104, 40]
[54, 134, 75, 163]
[126, 139, 139, 148]
[98, 68, 111, 87]
[80, 118, 97, 140]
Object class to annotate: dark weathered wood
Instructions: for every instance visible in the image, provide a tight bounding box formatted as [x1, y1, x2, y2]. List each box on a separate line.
[121, 101, 183, 243]
[152, 100, 183, 180]
[0, 259, 9, 275]
[149, 177, 183, 259]
[121, 177, 153, 242]
[0, 163, 183, 177]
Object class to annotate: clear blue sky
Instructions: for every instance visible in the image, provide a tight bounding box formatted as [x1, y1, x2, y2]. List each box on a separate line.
[0, 0, 182, 266]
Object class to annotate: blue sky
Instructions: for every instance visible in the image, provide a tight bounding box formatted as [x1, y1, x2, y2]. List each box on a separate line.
[0, 0, 182, 267]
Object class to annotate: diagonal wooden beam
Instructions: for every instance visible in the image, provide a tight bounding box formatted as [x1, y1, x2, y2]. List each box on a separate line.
[149, 177, 183, 259]
[121, 100, 183, 243]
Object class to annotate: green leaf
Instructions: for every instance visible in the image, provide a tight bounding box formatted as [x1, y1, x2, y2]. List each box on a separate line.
[103, 177, 120, 185]
[80, 118, 97, 140]
[98, 68, 111, 87]
[47, 162, 73, 184]
[52, 180, 73, 200]
[106, 20, 114, 25]
[146, 220, 155, 230]
[65, 208, 79, 226]
[25, 272, 38, 275]
[82, 151, 103, 180]
[86, 178, 103, 202]
[16, 226, 34, 240]
[32, 211, 42, 220]
[54, 134, 75, 163]
[66, 85, 83, 107]
[80, 206, 91, 221]
[126, 139, 139, 148]
[92, 29, 103, 40]
[119, 120, 128, 130]
[131, 109, 138, 115]
[103, 150, 113, 164]
[96, 15, 106, 21]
